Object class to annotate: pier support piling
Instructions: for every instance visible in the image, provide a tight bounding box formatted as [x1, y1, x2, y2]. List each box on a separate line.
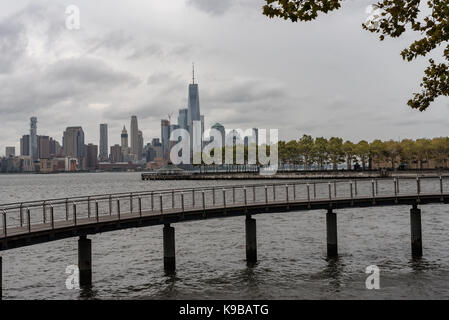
[410, 205, 423, 258]
[78, 235, 92, 287]
[245, 216, 257, 265]
[1, 256, 2, 300]
[326, 208, 338, 258]
[163, 224, 176, 273]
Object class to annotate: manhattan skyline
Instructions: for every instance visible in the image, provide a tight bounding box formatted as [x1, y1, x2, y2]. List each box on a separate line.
[1, 0, 449, 156]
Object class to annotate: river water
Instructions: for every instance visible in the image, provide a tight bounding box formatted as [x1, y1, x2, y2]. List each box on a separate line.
[1, 172, 449, 299]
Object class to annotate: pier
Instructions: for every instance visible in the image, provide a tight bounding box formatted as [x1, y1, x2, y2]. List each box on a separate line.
[0, 176, 447, 297]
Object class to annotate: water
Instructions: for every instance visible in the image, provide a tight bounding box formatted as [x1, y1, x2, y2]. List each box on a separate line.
[1, 172, 449, 299]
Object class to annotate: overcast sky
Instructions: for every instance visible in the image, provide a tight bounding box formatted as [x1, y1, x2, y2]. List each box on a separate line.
[1, 0, 449, 156]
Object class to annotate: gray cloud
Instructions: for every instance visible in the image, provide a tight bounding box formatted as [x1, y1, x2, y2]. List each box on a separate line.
[186, 0, 235, 15]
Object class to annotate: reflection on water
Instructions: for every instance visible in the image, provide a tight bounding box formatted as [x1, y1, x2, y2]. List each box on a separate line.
[1, 172, 449, 299]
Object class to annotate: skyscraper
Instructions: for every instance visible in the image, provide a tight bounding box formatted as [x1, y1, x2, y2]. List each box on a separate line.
[137, 130, 144, 160]
[178, 109, 188, 130]
[121, 126, 128, 148]
[161, 119, 170, 160]
[99, 124, 108, 161]
[37, 136, 50, 159]
[130, 116, 139, 158]
[187, 65, 201, 162]
[5, 147, 15, 157]
[83, 143, 98, 171]
[110, 144, 122, 163]
[29, 117, 38, 161]
[62, 127, 85, 160]
[20, 135, 30, 156]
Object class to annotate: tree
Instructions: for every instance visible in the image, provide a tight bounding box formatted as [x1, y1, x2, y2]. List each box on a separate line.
[355, 140, 370, 170]
[298, 134, 315, 169]
[313, 137, 329, 170]
[263, 0, 449, 111]
[342, 140, 356, 170]
[327, 137, 344, 171]
[384, 140, 402, 170]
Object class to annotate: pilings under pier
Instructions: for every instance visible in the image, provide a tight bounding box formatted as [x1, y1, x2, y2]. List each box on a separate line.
[163, 224, 176, 273]
[1, 256, 2, 300]
[326, 208, 338, 258]
[410, 205, 423, 258]
[78, 235, 92, 287]
[245, 215, 257, 265]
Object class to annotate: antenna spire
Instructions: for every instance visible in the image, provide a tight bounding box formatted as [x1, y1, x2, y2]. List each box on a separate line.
[192, 62, 195, 84]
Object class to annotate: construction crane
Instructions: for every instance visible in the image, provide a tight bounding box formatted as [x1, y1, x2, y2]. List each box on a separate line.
[167, 111, 174, 124]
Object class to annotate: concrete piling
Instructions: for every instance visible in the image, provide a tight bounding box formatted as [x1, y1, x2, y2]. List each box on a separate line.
[163, 224, 176, 273]
[410, 205, 423, 258]
[78, 235, 92, 287]
[245, 216, 257, 265]
[326, 208, 338, 258]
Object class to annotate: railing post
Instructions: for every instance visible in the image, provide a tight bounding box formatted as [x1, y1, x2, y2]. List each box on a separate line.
[397, 178, 400, 193]
[213, 188, 216, 206]
[264, 185, 268, 204]
[233, 187, 236, 204]
[307, 183, 311, 204]
[151, 192, 154, 211]
[109, 195, 112, 215]
[333, 180, 337, 197]
[354, 179, 358, 196]
[375, 179, 379, 195]
[253, 185, 256, 203]
[350, 181, 353, 201]
[19, 203, 23, 227]
[394, 178, 398, 197]
[172, 190, 175, 209]
[95, 201, 99, 223]
[285, 184, 289, 203]
[50, 205, 54, 230]
[73, 203, 77, 226]
[130, 193, 133, 213]
[2, 210, 6, 238]
[328, 182, 332, 200]
[87, 196, 91, 218]
[27, 208, 31, 233]
[244, 187, 247, 207]
[293, 184, 296, 200]
[138, 197, 142, 218]
[65, 198, 69, 220]
[273, 185, 276, 201]
[202, 190, 206, 216]
[192, 189, 195, 207]
[417, 177, 421, 195]
[371, 179, 375, 204]
[313, 182, 317, 199]
[117, 199, 121, 221]
[43, 201, 46, 224]
[223, 189, 227, 209]
[160, 195, 163, 214]
[440, 176, 444, 200]
[181, 193, 185, 215]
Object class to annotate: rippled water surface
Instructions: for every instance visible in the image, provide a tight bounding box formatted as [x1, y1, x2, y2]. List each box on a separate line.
[1, 172, 449, 299]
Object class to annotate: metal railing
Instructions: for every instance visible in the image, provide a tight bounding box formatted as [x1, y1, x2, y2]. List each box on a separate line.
[1, 176, 447, 238]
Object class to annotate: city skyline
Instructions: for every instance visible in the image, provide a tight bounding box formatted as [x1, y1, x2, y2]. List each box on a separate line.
[1, 1, 449, 157]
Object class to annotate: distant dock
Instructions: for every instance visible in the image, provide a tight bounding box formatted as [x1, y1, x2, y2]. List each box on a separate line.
[141, 170, 449, 181]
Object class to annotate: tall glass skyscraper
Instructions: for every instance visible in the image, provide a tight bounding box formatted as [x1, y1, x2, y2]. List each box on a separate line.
[99, 124, 108, 161]
[187, 65, 201, 162]
[130, 115, 139, 158]
[29, 117, 38, 161]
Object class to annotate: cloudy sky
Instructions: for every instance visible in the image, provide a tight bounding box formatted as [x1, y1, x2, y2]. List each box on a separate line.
[1, 0, 449, 156]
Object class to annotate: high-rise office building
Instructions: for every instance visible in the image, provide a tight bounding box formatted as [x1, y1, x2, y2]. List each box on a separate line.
[178, 109, 188, 130]
[187, 65, 201, 162]
[137, 130, 143, 160]
[99, 124, 108, 161]
[37, 136, 51, 159]
[161, 119, 170, 160]
[49, 138, 61, 156]
[83, 144, 98, 171]
[121, 126, 128, 148]
[110, 144, 122, 163]
[5, 147, 15, 157]
[130, 116, 139, 158]
[20, 135, 30, 156]
[62, 127, 85, 160]
[30, 117, 38, 161]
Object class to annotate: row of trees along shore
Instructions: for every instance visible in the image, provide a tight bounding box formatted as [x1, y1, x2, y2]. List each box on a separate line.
[277, 135, 449, 170]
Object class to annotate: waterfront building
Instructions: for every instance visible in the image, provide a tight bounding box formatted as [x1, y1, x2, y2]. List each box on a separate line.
[62, 126, 85, 161]
[20, 135, 30, 156]
[99, 124, 108, 161]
